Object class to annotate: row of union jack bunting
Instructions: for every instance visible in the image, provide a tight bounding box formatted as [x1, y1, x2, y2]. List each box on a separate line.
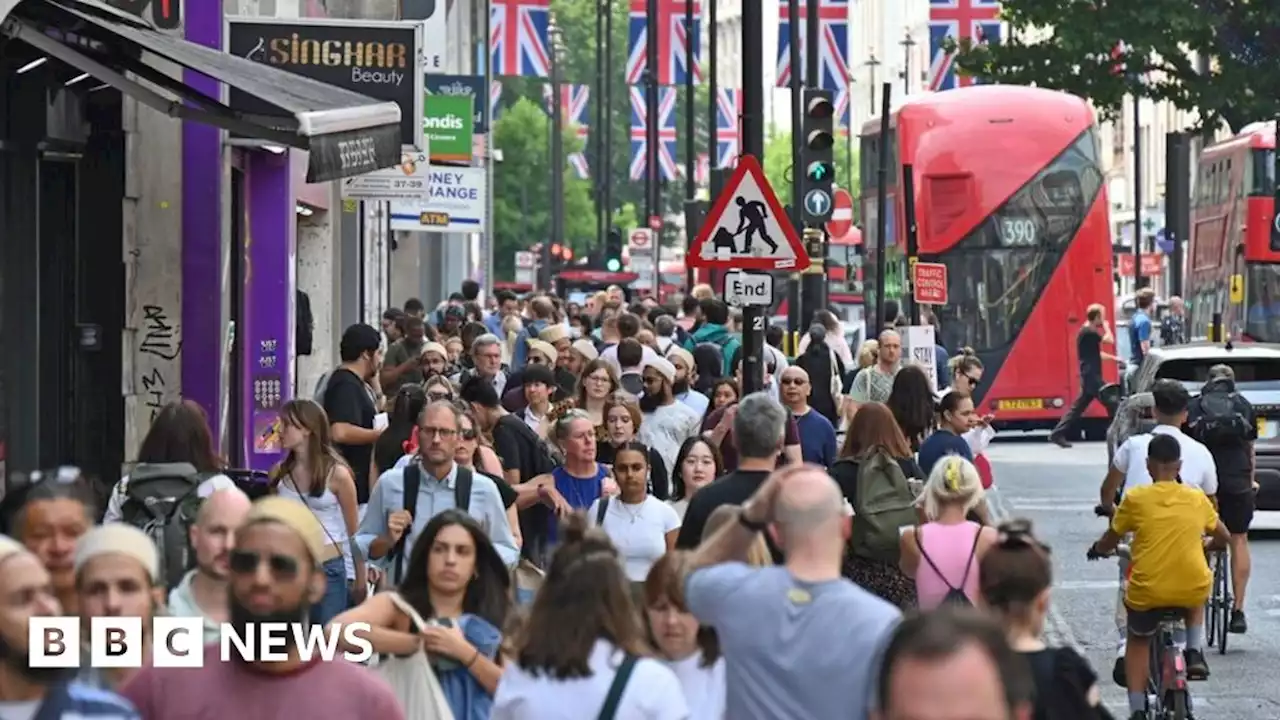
[491, 80, 741, 185]
[489, 0, 1003, 120]
[489, 0, 1001, 181]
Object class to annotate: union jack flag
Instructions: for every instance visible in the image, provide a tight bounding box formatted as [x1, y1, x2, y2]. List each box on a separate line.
[629, 86, 678, 182]
[491, 80, 504, 121]
[542, 84, 592, 180]
[490, 0, 551, 78]
[776, 0, 851, 97]
[714, 88, 741, 169]
[626, 0, 701, 87]
[928, 0, 1001, 91]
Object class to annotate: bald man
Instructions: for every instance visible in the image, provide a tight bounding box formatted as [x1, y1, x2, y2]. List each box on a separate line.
[779, 367, 839, 467]
[684, 466, 900, 720]
[849, 330, 902, 412]
[168, 488, 252, 641]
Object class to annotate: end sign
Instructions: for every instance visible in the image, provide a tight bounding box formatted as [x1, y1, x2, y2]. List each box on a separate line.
[913, 262, 948, 305]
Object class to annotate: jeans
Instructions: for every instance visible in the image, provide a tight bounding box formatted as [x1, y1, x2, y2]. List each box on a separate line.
[1052, 377, 1102, 438]
[311, 556, 349, 626]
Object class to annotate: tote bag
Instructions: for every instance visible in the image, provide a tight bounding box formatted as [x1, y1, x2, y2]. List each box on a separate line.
[372, 592, 457, 720]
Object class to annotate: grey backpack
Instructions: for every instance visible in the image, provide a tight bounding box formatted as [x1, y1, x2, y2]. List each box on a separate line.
[118, 462, 208, 589]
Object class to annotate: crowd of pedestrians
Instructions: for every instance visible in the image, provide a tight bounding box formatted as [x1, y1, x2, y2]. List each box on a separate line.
[0, 282, 1111, 719]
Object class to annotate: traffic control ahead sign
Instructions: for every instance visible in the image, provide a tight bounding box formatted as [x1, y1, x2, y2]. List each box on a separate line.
[688, 155, 809, 270]
[913, 262, 948, 305]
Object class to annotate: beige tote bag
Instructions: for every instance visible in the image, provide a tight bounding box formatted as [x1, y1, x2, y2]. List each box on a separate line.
[371, 592, 456, 720]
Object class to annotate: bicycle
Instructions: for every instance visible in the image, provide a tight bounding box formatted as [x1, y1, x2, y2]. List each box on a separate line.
[1205, 549, 1231, 654]
[1092, 505, 1193, 720]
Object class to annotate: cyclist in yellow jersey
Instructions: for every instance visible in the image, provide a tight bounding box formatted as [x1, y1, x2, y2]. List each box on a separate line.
[1089, 434, 1229, 720]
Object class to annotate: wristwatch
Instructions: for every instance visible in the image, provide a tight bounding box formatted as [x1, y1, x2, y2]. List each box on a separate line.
[738, 507, 768, 532]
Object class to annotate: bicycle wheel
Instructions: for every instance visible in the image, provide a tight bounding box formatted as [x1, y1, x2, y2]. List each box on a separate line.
[1206, 555, 1220, 648]
[1217, 553, 1231, 655]
[1167, 689, 1190, 720]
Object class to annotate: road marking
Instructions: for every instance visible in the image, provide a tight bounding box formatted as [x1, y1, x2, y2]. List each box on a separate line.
[994, 501, 1098, 512]
[1055, 580, 1121, 591]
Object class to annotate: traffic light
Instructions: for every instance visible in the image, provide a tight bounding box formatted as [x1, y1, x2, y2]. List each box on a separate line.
[801, 88, 835, 227]
[605, 227, 623, 272]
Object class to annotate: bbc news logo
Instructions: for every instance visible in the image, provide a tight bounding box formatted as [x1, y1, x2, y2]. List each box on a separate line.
[29, 617, 375, 667]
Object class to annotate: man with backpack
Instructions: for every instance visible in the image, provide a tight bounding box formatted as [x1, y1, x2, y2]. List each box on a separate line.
[355, 401, 520, 583]
[685, 299, 741, 378]
[1187, 364, 1257, 634]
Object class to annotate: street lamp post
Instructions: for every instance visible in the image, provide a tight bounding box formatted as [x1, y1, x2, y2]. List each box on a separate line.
[900, 30, 915, 95]
[866, 51, 880, 114]
[546, 22, 564, 292]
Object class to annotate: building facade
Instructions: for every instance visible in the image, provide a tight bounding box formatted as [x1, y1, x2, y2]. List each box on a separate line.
[1, 0, 478, 484]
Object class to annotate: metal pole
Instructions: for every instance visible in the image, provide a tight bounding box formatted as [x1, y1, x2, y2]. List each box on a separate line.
[646, 0, 659, 228]
[1133, 92, 1143, 290]
[483, 4, 494, 295]
[799, 0, 825, 329]
[741, 0, 765, 395]
[702, 0, 717, 292]
[595, 0, 605, 247]
[871, 82, 891, 340]
[787, 0, 802, 335]
[867, 52, 879, 114]
[603, 0, 613, 244]
[805, 0, 819, 87]
[547, 29, 563, 291]
[900, 31, 915, 95]
[684, 0, 695, 261]
[903, 163, 919, 325]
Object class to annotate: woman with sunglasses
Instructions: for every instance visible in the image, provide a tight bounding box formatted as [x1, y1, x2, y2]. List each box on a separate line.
[332, 510, 511, 720]
[454, 407, 523, 550]
[939, 349, 997, 489]
[271, 398, 364, 621]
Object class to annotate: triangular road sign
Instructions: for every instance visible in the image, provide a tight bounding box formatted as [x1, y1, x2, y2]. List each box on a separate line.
[688, 155, 809, 270]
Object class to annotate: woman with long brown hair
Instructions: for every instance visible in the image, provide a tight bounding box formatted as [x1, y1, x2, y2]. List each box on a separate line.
[830, 401, 923, 609]
[597, 395, 669, 500]
[270, 398, 364, 623]
[492, 514, 689, 718]
[575, 358, 619, 435]
[643, 551, 725, 719]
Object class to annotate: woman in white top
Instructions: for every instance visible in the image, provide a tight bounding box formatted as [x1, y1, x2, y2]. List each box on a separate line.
[668, 438, 723, 521]
[588, 443, 680, 587]
[643, 551, 726, 719]
[270, 398, 364, 623]
[492, 514, 689, 720]
[938, 349, 997, 486]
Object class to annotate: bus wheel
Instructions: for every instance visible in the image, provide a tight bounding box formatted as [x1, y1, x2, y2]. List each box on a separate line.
[1083, 420, 1108, 443]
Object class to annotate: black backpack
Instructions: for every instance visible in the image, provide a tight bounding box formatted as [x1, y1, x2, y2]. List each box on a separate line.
[1191, 387, 1252, 444]
[390, 464, 473, 585]
[117, 463, 209, 590]
[915, 526, 981, 607]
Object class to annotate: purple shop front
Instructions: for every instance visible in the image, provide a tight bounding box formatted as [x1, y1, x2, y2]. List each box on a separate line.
[238, 151, 296, 471]
[182, 0, 224, 446]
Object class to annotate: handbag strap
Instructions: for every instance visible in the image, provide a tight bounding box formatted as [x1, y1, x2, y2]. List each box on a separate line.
[385, 591, 431, 634]
[597, 654, 638, 720]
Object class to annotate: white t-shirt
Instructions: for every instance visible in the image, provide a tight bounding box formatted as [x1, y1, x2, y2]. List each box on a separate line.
[587, 496, 681, 581]
[666, 653, 726, 720]
[1112, 424, 1218, 496]
[492, 639, 689, 720]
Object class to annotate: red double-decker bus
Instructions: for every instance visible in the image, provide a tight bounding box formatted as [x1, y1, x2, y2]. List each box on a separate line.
[860, 85, 1117, 436]
[1186, 122, 1280, 341]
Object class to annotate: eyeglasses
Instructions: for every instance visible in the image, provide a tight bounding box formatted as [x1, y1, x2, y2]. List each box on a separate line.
[586, 374, 612, 384]
[419, 426, 458, 438]
[229, 550, 300, 580]
[427, 392, 453, 402]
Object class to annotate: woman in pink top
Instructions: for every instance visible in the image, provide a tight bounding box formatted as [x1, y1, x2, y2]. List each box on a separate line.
[899, 455, 998, 609]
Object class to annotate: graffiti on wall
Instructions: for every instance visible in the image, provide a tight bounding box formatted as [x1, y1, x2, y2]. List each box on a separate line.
[135, 304, 181, 424]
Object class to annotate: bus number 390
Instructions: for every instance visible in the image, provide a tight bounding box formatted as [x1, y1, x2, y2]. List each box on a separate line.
[1000, 217, 1038, 246]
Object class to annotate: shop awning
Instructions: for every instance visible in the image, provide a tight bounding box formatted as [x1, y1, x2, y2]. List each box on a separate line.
[0, 0, 402, 182]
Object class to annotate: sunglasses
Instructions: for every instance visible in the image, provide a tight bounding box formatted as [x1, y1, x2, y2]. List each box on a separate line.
[963, 375, 981, 388]
[427, 392, 453, 402]
[780, 377, 806, 386]
[459, 428, 478, 441]
[229, 550, 300, 580]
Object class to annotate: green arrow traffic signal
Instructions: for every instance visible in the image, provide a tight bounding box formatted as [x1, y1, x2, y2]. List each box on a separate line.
[806, 161, 833, 182]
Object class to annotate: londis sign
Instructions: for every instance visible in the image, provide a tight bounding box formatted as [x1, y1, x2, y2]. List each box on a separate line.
[227, 18, 421, 147]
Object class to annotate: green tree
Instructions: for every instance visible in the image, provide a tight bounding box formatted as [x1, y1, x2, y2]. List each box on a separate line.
[492, 98, 594, 281]
[950, 0, 1280, 133]
[762, 128, 858, 207]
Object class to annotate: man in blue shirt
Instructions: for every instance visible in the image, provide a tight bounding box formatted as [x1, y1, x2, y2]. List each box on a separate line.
[778, 366, 838, 467]
[1129, 289, 1156, 365]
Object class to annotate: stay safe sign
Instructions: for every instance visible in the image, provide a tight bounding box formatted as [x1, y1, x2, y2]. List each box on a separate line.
[688, 155, 808, 271]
